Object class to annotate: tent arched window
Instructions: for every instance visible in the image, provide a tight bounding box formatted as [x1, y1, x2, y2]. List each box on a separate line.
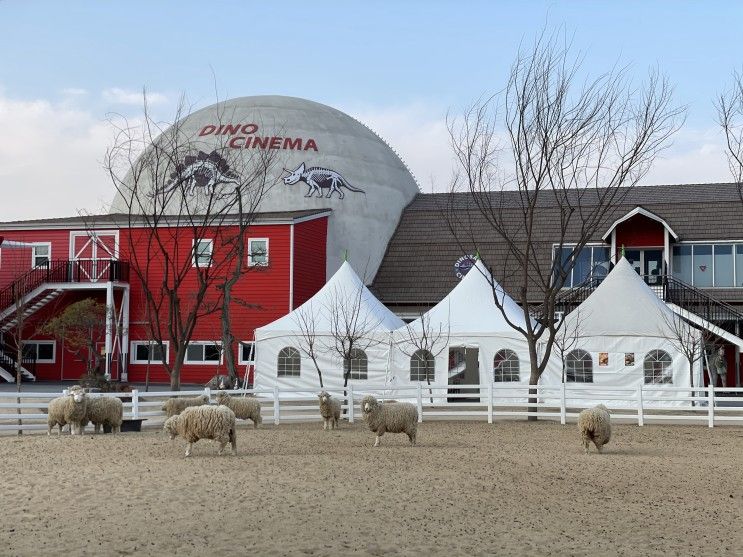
[277, 347, 301, 377]
[493, 349, 520, 382]
[566, 349, 593, 383]
[410, 349, 435, 382]
[644, 350, 672, 384]
[346, 348, 368, 380]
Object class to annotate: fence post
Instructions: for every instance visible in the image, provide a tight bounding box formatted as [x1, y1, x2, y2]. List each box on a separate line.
[204, 387, 211, 403]
[273, 386, 280, 426]
[637, 385, 644, 427]
[708, 385, 715, 428]
[560, 381, 566, 425]
[417, 382, 423, 423]
[348, 385, 354, 423]
[132, 389, 139, 419]
[488, 383, 493, 424]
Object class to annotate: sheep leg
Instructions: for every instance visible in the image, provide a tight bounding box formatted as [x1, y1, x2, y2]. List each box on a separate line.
[253, 418, 258, 429]
[408, 431, 416, 445]
[582, 437, 590, 453]
[374, 428, 384, 447]
[323, 418, 328, 431]
[218, 441, 226, 455]
[185, 443, 193, 457]
[595, 442, 603, 454]
[230, 428, 237, 455]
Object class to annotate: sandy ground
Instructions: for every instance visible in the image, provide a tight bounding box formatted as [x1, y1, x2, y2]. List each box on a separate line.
[1, 421, 742, 557]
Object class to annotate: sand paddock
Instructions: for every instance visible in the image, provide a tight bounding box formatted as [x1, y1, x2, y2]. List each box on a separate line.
[1, 420, 742, 556]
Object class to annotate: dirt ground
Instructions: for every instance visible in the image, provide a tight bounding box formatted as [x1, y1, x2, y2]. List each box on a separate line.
[1, 421, 741, 557]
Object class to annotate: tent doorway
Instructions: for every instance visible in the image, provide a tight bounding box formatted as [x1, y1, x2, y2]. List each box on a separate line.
[448, 346, 479, 402]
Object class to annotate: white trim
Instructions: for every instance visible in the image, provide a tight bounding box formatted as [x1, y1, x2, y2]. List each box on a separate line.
[130, 340, 170, 365]
[31, 242, 51, 267]
[238, 341, 255, 365]
[610, 230, 617, 264]
[184, 341, 223, 365]
[69, 230, 120, 260]
[248, 237, 269, 267]
[21, 340, 56, 363]
[667, 303, 743, 349]
[192, 238, 213, 268]
[601, 206, 679, 241]
[289, 223, 295, 311]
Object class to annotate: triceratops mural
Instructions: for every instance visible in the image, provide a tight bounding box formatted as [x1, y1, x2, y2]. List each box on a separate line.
[282, 162, 365, 199]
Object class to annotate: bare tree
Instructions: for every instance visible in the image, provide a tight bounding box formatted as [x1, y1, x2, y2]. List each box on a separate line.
[445, 32, 683, 416]
[395, 310, 450, 402]
[105, 93, 280, 390]
[293, 303, 325, 388]
[717, 69, 743, 202]
[553, 310, 585, 383]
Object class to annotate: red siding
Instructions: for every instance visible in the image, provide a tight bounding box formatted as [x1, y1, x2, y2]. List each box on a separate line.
[0, 229, 72, 289]
[292, 217, 328, 308]
[615, 214, 664, 250]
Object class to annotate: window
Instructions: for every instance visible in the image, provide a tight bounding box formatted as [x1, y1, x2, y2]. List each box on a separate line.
[738, 245, 743, 287]
[553, 245, 611, 288]
[714, 245, 734, 287]
[21, 341, 55, 363]
[345, 348, 368, 380]
[672, 243, 743, 287]
[239, 341, 255, 365]
[693, 244, 713, 287]
[644, 350, 672, 384]
[32, 243, 51, 267]
[130, 341, 169, 364]
[248, 238, 269, 266]
[185, 342, 222, 364]
[192, 239, 213, 267]
[410, 349, 435, 382]
[672, 245, 692, 284]
[277, 347, 300, 377]
[565, 349, 593, 383]
[493, 349, 520, 382]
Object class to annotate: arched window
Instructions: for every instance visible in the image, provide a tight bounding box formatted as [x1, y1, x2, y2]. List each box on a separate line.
[277, 347, 300, 377]
[410, 349, 435, 382]
[644, 350, 672, 384]
[493, 349, 520, 382]
[346, 348, 368, 380]
[566, 349, 593, 383]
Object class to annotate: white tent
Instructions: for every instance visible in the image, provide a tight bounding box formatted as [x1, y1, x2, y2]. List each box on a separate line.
[541, 257, 702, 407]
[254, 261, 404, 396]
[390, 259, 533, 400]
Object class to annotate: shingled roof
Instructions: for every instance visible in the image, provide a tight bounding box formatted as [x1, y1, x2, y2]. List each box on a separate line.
[371, 183, 743, 307]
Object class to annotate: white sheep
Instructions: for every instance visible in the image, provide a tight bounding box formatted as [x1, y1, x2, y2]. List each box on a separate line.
[161, 394, 209, 418]
[47, 389, 88, 436]
[84, 396, 124, 434]
[577, 404, 612, 454]
[215, 391, 262, 428]
[360, 395, 418, 447]
[163, 405, 237, 457]
[317, 391, 341, 430]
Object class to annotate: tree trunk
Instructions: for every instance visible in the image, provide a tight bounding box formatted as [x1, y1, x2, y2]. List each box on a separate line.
[15, 344, 22, 436]
[170, 373, 181, 391]
[310, 355, 324, 388]
[527, 339, 540, 421]
[221, 283, 238, 382]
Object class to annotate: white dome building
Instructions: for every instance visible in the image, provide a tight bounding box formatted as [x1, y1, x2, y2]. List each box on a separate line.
[110, 95, 420, 281]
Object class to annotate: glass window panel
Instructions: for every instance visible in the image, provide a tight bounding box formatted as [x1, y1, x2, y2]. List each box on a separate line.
[241, 342, 255, 363]
[572, 248, 592, 286]
[135, 344, 149, 361]
[672, 245, 692, 284]
[204, 344, 221, 361]
[592, 247, 610, 279]
[737, 245, 743, 287]
[37, 343, 54, 360]
[186, 344, 203, 361]
[22, 344, 36, 359]
[693, 245, 713, 287]
[714, 245, 734, 287]
[249, 239, 268, 266]
[150, 344, 165, 362]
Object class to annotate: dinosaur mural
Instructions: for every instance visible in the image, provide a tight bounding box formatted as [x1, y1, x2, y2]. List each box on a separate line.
[282, 163, 365, 199]
[154, 150, 240, 197]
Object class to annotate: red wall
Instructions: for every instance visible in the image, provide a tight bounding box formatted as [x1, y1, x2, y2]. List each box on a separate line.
[292, 217, 327, 308]
[614, 214, 664, 250]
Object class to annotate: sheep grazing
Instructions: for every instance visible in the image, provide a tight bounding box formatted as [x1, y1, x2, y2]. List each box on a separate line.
[161, 394, 209, 418]
[360, 395, 418, 447]
[84, 396, 124, 434]
[47, 389, 88, 436]
[215, 391, 262, 428]
[577, 404, 612, 454]
[163, 405, 237, 457]
[317, 391, 341, 430]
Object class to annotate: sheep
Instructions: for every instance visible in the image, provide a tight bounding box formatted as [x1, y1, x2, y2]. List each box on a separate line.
[47, 389, 88, 436]
[215, 391, 262, 428]
[84, 396, 124, 434]
[163, 405, 237, 457]
[577, 404, 612, 454]
[317, 391, 341, 430]
[161, 394, 209, 418]
[360, 395, 418, 447]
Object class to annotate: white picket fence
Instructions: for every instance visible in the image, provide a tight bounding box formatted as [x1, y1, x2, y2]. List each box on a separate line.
[1, 383, 742, 433]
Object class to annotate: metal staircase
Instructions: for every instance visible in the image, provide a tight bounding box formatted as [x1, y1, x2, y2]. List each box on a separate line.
[0, 347, 35, 382]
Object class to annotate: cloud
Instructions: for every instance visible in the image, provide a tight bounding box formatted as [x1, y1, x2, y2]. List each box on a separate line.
[102, 87, 167, 106]
[61, 88, 88, 97]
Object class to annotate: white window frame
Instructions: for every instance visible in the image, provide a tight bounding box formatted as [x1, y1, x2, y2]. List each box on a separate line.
[238, 341, 256, 365]
[32, 242, 52, 267]
[551, 243, 610, 289]
[248, 238, 269, 267]
[192, 239, 213, 268]
[21, 340, 56, 363]
[184, 341, 223, 365]
[130, 341, 170, 365]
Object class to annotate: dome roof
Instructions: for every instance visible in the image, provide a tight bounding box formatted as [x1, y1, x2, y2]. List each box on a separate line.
[110, 95, 420, 281]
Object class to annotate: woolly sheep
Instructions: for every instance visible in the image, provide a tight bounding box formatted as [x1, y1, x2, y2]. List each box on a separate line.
[215, 391, 262, 428]
[317, 391, 341, 430]
[84, 396, 124, 434]
[47, 389, 88, 436]
[163, 405, 237, 457]
[161, 394, 209, 418]
[577, 404, 611, 454]
[360, 395, 418, 447]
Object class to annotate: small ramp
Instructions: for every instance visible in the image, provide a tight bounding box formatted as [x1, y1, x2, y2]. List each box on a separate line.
[667, 303, 743, 349]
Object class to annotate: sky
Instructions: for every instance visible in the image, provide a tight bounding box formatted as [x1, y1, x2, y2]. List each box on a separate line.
[1, 1, 742, 220]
